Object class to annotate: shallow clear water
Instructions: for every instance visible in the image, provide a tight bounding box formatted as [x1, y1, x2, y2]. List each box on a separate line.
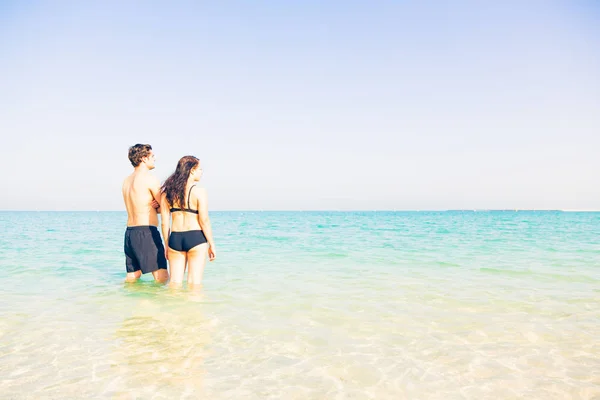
[1, 211, 599, 399]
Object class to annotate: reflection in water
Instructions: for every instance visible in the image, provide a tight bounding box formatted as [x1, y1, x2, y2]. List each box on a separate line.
[107, 285, 213, 398]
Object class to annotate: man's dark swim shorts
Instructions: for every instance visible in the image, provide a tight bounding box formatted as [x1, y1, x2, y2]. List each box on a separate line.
[124, 226, 167, 274]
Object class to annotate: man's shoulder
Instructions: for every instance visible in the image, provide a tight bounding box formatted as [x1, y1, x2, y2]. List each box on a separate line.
[122, 173, 133, 188]
[146, 173, 161, 184]
[137, 172, 160, 186]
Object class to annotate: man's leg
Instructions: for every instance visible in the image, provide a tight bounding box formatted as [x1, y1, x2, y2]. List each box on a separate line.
[152, 268, 168, 283]
[126, 270, 142, 282]
[125, 245, 141, 282]
[145, 227, 169, 283]
[125, 226, 168, 283]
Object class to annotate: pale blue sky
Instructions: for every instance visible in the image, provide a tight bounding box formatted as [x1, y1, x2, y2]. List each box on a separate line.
[1, 1, 598, 210]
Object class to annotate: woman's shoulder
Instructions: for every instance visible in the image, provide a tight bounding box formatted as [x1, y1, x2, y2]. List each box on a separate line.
[191, 185, 208, 196]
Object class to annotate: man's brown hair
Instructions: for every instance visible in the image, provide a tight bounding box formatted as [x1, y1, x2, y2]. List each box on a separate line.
[128, 144, 153, 167]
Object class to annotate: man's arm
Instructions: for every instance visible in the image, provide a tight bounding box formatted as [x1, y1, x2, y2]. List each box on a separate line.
[148, 176, 162, 214]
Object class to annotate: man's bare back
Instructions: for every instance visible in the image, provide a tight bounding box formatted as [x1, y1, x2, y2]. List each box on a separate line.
[122, 171, 161, 227]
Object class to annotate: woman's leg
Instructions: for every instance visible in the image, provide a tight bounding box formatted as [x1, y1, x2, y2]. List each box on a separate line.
[187, 243, 209, 288]
[168, 247, 187, 288]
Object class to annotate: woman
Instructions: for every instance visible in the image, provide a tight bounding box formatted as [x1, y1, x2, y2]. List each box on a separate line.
[160, 156, 216, 287]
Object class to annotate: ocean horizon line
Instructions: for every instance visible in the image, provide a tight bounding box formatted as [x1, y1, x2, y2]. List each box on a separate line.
[1, 209, 599, 213]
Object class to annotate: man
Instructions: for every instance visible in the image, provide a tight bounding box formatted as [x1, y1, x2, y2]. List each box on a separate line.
[122, 144, 169, 283]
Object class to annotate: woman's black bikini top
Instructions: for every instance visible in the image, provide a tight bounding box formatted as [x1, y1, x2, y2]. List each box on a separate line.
[170, 185, 198, 214]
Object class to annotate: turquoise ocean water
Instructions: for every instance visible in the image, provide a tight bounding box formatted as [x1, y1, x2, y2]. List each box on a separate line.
[1, 211, 599, 399]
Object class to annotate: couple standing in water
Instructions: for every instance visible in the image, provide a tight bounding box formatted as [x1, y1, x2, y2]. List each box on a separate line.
[121, 144, 216, 287]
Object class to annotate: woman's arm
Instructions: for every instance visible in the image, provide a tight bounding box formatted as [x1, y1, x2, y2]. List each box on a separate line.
[196, 187, 216, 260]
[159, 192, 171, 257]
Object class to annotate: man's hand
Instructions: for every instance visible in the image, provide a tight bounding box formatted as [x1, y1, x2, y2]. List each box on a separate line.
[151, 199, 160, 209]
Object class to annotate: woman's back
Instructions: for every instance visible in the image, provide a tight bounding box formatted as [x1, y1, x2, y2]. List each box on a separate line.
[169, 185, 202, 232]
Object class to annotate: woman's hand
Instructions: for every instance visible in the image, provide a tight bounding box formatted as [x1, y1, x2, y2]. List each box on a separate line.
[208, 245, 216, 261]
